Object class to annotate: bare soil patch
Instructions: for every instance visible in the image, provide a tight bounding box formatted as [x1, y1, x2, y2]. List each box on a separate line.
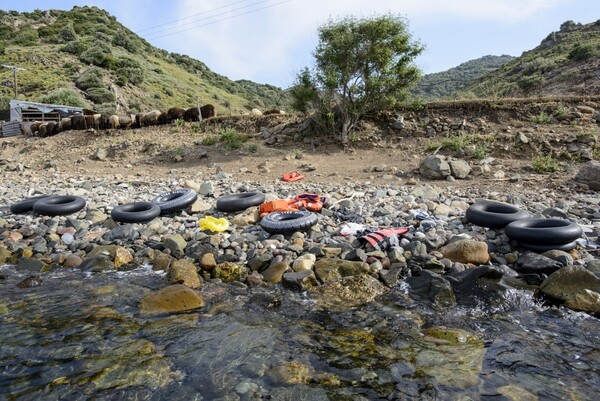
[1, 108, 595, 195]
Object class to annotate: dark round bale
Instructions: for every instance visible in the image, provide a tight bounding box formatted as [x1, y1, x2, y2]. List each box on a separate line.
[119, 115, 132, 129]
[183, 107, 199, 122]
[157, 111, 169, 125]
[133, 113, 144, 128]
[99, 114, 111, 130]
[38, 122, 48, 137]
[59, 117, 72, 132]
[71, 115, 85, 130]
[263, 109, 282, 116]
[167, 107, 186, 123]
[142, 110, 161, 126]
[30, 121, 42, 135]
[83, 114, 100, 129]
[109, 115, 120, 129]
[200, 104, 216, 119]
[46, 121, 58, 136]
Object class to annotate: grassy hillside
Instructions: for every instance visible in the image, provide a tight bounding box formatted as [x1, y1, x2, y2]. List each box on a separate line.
[0, 6, 289, 115]
[465, 20, 600, 98]
[413, 55, 515, 99]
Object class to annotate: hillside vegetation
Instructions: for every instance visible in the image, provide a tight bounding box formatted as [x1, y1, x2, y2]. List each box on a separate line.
[464, 20, 600, 98]
[0, 6, 288, 115]
[413, 55, 515, 99]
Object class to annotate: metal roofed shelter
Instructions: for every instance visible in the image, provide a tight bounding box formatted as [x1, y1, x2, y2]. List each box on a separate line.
[9, 99, 83, 123]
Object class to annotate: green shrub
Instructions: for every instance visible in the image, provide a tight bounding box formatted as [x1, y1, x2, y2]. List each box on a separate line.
[246, 143, 259, 153]
[38, 89, 87, 108]
[530, 111, 552, 124]
[86, 87, 115, 103]
[0, 25, 14, 40]
[112, 31, 139, 53]
[95, 102, 116, 115]
[426, 141, 442, 152]
[220, 128, 248, 149]
[523, 57, 555, 75]
[80, 44, 115, 69]
[517, 75, 542, 95]
[0, 96, 12, 110]
[13, 26, 39, 46]
[442, 135, 470, 152]
[0, 40, 4, 55]
[553, 104, 570, 118]
[469, 147, 487, 160]
[75, 68, 103, 90]
[201, 134, 219, 146]
[37, 25, 60, 43]
[59, 23, 77, 42]
[532, 155, 558, 173]
[115, 57, 144, 85]
[568, 44, 597, 62]
[62, 39, 88, 55]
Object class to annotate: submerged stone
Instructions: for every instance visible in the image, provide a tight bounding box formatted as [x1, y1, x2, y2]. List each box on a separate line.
[309, 275, 386, 310]
[167, 259, 202, 289]
[417, 326, 485, 389]
[212, 262, 241, 282]
[16, 257, 51, 273]
[139, 284, 205, 314]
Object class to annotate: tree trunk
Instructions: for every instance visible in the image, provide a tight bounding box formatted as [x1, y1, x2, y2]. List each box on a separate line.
[340, 116, 353, 145]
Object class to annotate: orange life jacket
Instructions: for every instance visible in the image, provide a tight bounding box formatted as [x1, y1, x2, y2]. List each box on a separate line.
[259, 193, 326, 218]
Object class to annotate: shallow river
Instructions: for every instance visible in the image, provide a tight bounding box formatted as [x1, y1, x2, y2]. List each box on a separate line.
[1, 265, 599, 401]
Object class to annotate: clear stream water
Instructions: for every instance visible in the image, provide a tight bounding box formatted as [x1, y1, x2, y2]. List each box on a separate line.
[1, 265, 599, 401]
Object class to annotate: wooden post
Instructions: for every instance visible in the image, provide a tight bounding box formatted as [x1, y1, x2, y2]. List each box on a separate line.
[197, 97, 203, 122]
[2, 64, 25, 98]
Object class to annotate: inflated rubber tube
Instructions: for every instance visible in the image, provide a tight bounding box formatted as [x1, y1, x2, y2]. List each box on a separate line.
[10, 195, 51, 214]
[260, 210, 318, 234]
[518, 240, 578, 253]
[111, 202, 161, 223]
[217, 192, 265, 212]
[152, 189, 197, 214]
[465, 200, 530, 228]
[32, 195, 86, 216]
[505, 218, 582, 245]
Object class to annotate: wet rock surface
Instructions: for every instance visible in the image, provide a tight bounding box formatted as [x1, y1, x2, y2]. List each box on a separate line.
[2, 154, 600, 399]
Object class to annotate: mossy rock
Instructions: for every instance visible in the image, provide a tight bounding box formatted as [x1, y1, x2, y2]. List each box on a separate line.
[139, 284, 204, 314]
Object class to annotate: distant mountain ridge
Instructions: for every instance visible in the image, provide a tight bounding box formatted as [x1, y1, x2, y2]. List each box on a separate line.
[0, 6, 289, 115]
[413, 55, 516, 99]
[464, 19, 600, 97]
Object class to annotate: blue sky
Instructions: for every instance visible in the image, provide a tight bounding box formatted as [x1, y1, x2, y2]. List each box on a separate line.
[4, 0, 599, 88]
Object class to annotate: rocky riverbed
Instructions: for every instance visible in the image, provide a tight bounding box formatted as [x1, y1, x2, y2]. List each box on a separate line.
[1, 163, 600, 399]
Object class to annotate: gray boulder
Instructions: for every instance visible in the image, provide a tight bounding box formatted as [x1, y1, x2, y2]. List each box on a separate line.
[540, 265, 600, 301]
[449, 159, 471, 179]
[574, 160, 600, 190]
[419, 155, 451, 179]
[406, 269, 455, 306]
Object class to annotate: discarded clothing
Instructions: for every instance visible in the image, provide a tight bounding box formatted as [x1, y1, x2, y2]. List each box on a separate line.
[199, 216, 229, 232]
[339, 222, 368, 236]
[282, 172, 305, 182]
[332, 206, 365, 223]
[359, 227, 410, 251]
[291, 193, 326, 212]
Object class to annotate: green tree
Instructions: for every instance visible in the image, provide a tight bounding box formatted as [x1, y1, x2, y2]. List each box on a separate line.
[59, 23, 77, 43]
[38, 89, 87, 108]
[290, 14, 423, 143]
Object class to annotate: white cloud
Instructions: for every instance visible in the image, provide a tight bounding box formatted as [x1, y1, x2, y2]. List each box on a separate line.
[130, 0, 570, 86]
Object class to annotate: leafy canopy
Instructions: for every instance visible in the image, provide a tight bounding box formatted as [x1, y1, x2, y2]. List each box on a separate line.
[290, 14, 423, 142]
